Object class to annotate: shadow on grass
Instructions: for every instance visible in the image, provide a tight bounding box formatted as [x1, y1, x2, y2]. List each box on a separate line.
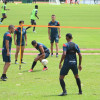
[22, 70, 41, 73]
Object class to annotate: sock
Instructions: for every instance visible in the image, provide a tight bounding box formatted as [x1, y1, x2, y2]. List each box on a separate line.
[33, 27, 35, 31]
[31, 61, 37, 70]
[76, 78, 82, 92]
[2, 74, 6, 77]
[1, 18, 4, 22]
[60, 79, 66, 93]
[44, 66, 47, 68]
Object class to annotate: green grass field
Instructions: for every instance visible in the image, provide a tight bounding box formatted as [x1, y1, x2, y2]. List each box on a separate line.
[0, 3, 100, 100]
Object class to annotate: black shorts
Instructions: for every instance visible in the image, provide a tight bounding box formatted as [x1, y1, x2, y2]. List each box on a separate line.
[2, 49, 11, 62]
[31, 19, 36, 25]
[50, 35, 59, 43]
[38, 52, 50, 59]
[60, 61, 78, 76]
[2, 13, 6, 17]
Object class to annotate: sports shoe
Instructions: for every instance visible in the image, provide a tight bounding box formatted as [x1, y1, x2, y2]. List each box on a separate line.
[58, 92, 67, 96]
[0, 22, 2, 24]
[1, 76, 7, 81]
[56, 54, 58, 58]
[15, 61, 19, 64]
[28, 69, 33, 72]
[43, 67, 48, 71]
[78, 91, 82, 95]
[51, 53, 53, 57]
[21, 61, 26, 64]
[33, 31, 36, 33]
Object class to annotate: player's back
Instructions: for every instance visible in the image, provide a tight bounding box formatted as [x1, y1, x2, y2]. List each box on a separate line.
[64, 42, 80, 63]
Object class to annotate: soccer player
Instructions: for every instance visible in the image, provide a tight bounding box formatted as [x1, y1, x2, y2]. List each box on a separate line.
[1, 25, 15, 81]
[59, 33, 82, 96]
[75, 0, 79, 4]
[14, 20, 27, 64]
[26, 5, 39, 32]
[0, 1, 9, 24]
[28, 40, 50, 72]
[48, 15, 61, 57]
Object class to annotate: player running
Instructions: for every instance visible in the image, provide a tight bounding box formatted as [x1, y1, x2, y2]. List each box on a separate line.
[14, 20, 27, 64]
[1, 25, 15, 81]
[48, 15, 61, 57]
[0, 1, 10, 24]
[28, 40, 50, 72]
[59, 33, 82, 96]
[26, 5, 39, 32]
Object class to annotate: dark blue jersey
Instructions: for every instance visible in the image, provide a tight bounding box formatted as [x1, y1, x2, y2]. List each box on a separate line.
[63, 42, 80, 63]
[35, 43, 49, 53]
[48, 21, 60, 37]
[14, 27, 26, 43]
[2, 32, 12, 51]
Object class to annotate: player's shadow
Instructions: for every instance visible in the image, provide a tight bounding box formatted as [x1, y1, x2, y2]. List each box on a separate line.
[22, 70, 41, 73]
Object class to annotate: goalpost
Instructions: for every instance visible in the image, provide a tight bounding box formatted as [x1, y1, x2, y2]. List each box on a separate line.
[49, 0, 60, 5]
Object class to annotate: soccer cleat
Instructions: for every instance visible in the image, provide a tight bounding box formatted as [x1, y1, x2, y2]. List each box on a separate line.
[78, 91, 82, 95]
[28, 69, 33, 72]
[33, 31, 36, 33]
[15, 61, 19, 64]
[0, 22, 2, 24]
[51, 53, 53, 57]
[1, 76, 7, 81]
[43, 67, 48, 71]
[58, 92, 67, 96]
[21, 61, 26, 64]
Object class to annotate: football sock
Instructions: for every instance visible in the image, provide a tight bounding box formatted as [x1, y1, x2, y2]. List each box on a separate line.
[33, 27, 35, 31]
[1, 18, 4, 22]
[31, 61, 37, 70]
[2, 74, 6, 77]
[44, 66, 47, 68]
[60, 79, 66, 93]
[76, 78, 82, 92]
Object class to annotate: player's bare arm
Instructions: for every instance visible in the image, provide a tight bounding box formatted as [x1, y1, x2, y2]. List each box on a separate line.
[14, 34, 16, 44]
[59, 51, 66, 69]
[35, 13, 39, 19]
[6, 40, 10, 56]
[58, 28, 61, 38]
[78, 53, 82, 71]
[25, 34, 27, 46]
[48, 28, 51, 40]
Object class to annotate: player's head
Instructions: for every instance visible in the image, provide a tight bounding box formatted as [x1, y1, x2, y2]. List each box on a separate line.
[4, 1, 7, 4]
[51, 15, 56, 21]
[66, 33, 73, 42]
[31, 40, 37, 47]
[35, 5, 38, 9]
[19, 20, 24, 26]
[8, 25, 15, 33]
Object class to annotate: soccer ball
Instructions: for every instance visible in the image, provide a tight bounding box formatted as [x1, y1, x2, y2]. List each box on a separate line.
[41, 59, 48, 66]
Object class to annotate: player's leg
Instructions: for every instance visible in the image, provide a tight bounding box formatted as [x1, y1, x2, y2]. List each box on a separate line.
[71, 66, 82, 94]
[55, 36, 59, 57]
[29, 54, 40, 72]
[15, 46, 20, 64]
[26, 19, 33, 30]
[33, 20, 36, 32]
[21, 46, 25, 63]
[50, 37, 54, 56]
[0, 14, 7, 23]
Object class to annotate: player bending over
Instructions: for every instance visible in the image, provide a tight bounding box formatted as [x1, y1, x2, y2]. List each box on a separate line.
[0, 1, 10, 24]
[26, 5, 39, 33]
[29, 40, 50, 72]
[59, 33, 82, 96]
[14, 20, 27, 64]
[1, 25, 15, 81]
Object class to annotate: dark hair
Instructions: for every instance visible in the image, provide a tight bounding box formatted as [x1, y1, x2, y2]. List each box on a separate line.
[19, 20, 24, 24]
[31, 40, 37, 45]
[35, 5, 38, 9]
[4, 1, 7, 4]
[52, 14, 55, 16]
[8, 25, 14, 30]
[66, 33, 72, 39]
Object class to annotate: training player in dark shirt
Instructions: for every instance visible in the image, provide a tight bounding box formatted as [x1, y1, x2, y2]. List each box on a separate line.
[59, 33, 82, 96]
[48, 15, 61, 57]
[1, 25, 15, 81]
[29, 40, 50, 72]
[14, 20, 27, 64]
